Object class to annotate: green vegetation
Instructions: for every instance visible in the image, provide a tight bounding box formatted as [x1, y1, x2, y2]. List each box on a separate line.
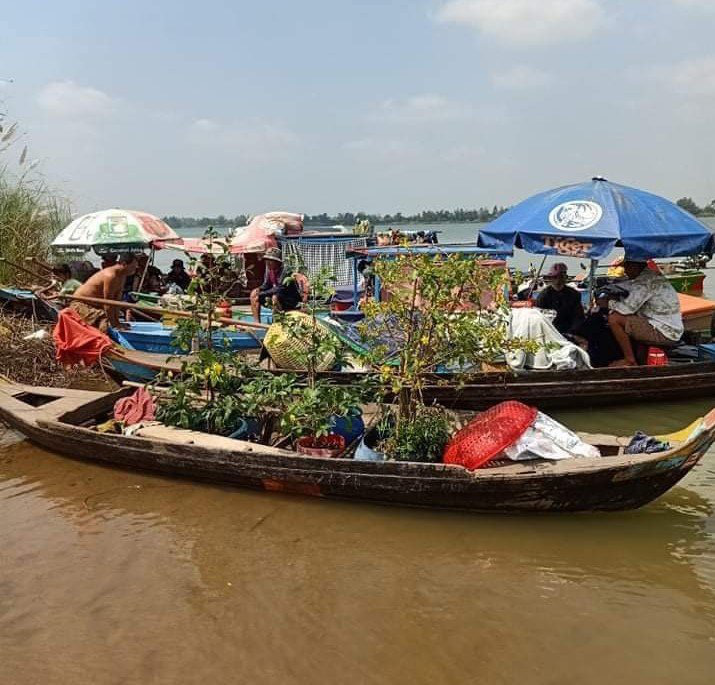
[162, 207, 508, 230]
[0, 109, 71, 285]
[359, 247, 535, 461]
[166, 198, 715, 230]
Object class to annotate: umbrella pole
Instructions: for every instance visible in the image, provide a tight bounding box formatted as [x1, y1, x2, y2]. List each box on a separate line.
[587, 259, 597, 307]
[136, 246, 153, 292]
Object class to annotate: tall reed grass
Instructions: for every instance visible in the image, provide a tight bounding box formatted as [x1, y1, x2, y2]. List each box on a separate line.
[0, 112, 71, 285]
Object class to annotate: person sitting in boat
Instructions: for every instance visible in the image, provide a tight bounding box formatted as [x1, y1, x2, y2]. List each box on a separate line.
[69, 252, 138, 332]
[35, 264, 82, 299]
[571, 293, 623, 368]
[535, 263, 585, 338]
[165, 258, 191, 293]
[250, 247, 303, 322]
[607, 260, 683, 367]
[132, 253, 164, 294]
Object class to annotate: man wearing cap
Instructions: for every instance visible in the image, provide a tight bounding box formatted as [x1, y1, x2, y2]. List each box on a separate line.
[535, 262, 585, 337]
[250, 247, 303, 321]
[607, 260, 682, 366]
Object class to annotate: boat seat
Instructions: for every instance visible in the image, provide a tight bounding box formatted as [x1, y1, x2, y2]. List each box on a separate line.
[132, 423, 290, 455]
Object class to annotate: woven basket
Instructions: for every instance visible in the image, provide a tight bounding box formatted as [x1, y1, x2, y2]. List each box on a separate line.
[264, 312, 336, 371]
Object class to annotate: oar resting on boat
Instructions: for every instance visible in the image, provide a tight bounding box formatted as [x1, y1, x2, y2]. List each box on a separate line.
[60, 293, 271, 332]
[0, 378, 712, 513]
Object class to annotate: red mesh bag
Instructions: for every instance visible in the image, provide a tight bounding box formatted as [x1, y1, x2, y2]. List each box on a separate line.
[443, 401, 538, 470]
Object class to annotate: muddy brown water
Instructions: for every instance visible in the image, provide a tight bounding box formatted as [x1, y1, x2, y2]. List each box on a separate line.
[4, 222, 715, 683]
[1, 399, 715, 684]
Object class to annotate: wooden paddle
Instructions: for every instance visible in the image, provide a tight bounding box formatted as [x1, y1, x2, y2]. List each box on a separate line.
[60, 293, 271, 331]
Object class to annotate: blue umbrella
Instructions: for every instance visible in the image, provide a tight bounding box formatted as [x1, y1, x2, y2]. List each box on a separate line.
[477, 177, 713, 260]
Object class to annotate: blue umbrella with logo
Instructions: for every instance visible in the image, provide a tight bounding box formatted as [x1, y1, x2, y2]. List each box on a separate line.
[477, 177, 713, 260]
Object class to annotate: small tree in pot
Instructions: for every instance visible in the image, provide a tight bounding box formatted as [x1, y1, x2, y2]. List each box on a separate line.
[359, 247, 536, 461]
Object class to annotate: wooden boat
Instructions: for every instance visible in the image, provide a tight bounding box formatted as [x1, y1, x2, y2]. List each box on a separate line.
[109, 320, 265, 355]
[102, 347, 715, 410]
[0, 287, 59, 322]
[1, 379, 712, 513]
[667, 270, 705, 297]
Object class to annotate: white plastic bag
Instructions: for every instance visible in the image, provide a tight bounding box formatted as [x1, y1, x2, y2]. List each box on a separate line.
[501, 412, 601, 461]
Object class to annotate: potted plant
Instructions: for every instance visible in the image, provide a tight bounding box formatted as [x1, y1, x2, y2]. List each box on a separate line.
[358, 246, 536, 462]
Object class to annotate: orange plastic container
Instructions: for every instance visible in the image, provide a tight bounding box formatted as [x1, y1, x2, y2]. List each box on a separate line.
[678, 293, 715, 332]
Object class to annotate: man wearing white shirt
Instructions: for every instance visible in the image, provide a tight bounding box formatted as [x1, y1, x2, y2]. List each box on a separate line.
[607, 260, 683, 366]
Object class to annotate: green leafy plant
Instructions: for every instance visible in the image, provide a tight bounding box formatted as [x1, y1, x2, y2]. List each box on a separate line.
[380, 405, 451, 463]
[278, 377, 375, 441]
[358, 246, 537, 460]
[155, 347, 299, 439]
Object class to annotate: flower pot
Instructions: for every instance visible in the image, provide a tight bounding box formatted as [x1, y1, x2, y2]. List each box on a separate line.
[296, 434, 346, 458]
[228, 417, 261, 441]
[227, 419, 249, 440]
[354, 425, 387, 462]
[329, 409, 365, 445]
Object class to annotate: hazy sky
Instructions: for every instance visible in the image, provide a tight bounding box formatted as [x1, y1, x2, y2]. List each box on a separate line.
[2, 0, 715, 216]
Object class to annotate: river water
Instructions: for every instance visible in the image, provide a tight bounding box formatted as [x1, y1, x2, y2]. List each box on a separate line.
[2, 221, 715, 683]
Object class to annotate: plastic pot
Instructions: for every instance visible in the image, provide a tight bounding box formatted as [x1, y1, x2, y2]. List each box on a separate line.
[329, 409, 365, 445]
[354, 426, 387, 462]
[228, 417, 261, 441]
[296, 434, 346, 458]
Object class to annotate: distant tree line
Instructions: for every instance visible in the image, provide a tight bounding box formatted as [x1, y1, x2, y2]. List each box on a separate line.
[163, 206, 508, 229]
[676, 198, 715, 217]
[164, 198, 714, 230]
[163, 215, 250, 229]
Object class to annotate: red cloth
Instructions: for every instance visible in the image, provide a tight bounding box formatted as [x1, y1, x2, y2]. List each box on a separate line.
[114, 387, 156, 426]
[53, 308, 113, 367]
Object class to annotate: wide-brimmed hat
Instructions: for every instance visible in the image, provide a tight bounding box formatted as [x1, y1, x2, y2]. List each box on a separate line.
[545, 262, 568, 279]
[263, 247, 283, 263]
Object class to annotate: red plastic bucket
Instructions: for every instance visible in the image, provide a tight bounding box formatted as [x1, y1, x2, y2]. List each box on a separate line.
[647, 346, 667, 366]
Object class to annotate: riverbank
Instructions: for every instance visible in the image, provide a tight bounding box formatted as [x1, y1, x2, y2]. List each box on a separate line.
[0, 311, 110, 388]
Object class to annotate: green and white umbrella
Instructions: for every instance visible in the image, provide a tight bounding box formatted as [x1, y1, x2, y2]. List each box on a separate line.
[52, 209, 180, 254]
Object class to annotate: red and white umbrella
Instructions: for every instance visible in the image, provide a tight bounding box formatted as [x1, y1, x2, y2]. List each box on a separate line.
[52, 209, 180, 252]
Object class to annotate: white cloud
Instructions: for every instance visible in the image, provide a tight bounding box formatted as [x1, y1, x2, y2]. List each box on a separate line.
[436, 0, 605, 47]
[639, 56, 715, 97]
[672, 0, 715, 9]
[188, 118, 300, 159]
[370, 94, 469, 123]
[36, 81, 115, 118]
[491, 65, 554, 90]
[191, 118, 220, 132]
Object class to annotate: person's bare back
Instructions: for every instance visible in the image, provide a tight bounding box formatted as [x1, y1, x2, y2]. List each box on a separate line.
[73, 254, 137, 328]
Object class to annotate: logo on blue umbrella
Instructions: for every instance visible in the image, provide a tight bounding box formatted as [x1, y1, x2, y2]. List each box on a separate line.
[548, 201, 603, 232]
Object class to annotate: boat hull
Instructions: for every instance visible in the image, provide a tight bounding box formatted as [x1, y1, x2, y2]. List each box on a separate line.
[105, 349, 715, 410]
[109, 321, 264, 354]
[1, 383, 712, 514]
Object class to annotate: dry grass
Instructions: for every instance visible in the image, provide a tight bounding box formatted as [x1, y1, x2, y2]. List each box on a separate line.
[0, 310, 111, 388]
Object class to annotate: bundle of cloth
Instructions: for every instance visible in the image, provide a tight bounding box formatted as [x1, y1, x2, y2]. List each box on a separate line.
[506, 308, 591, 371]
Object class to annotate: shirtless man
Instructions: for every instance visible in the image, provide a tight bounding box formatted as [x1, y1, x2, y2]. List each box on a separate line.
[70, 253, 138, 331]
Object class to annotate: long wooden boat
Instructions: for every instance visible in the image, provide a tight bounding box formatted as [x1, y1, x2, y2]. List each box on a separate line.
[1, 379, 712, 513]
[103, 347, 715, 410]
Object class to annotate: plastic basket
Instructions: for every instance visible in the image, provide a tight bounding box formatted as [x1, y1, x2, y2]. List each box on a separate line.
[443, 401, 538, 470]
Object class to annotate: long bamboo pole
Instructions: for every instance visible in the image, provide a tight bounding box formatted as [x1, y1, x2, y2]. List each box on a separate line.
[60, 293, 271, 331]
[0, 257, 53, 285]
